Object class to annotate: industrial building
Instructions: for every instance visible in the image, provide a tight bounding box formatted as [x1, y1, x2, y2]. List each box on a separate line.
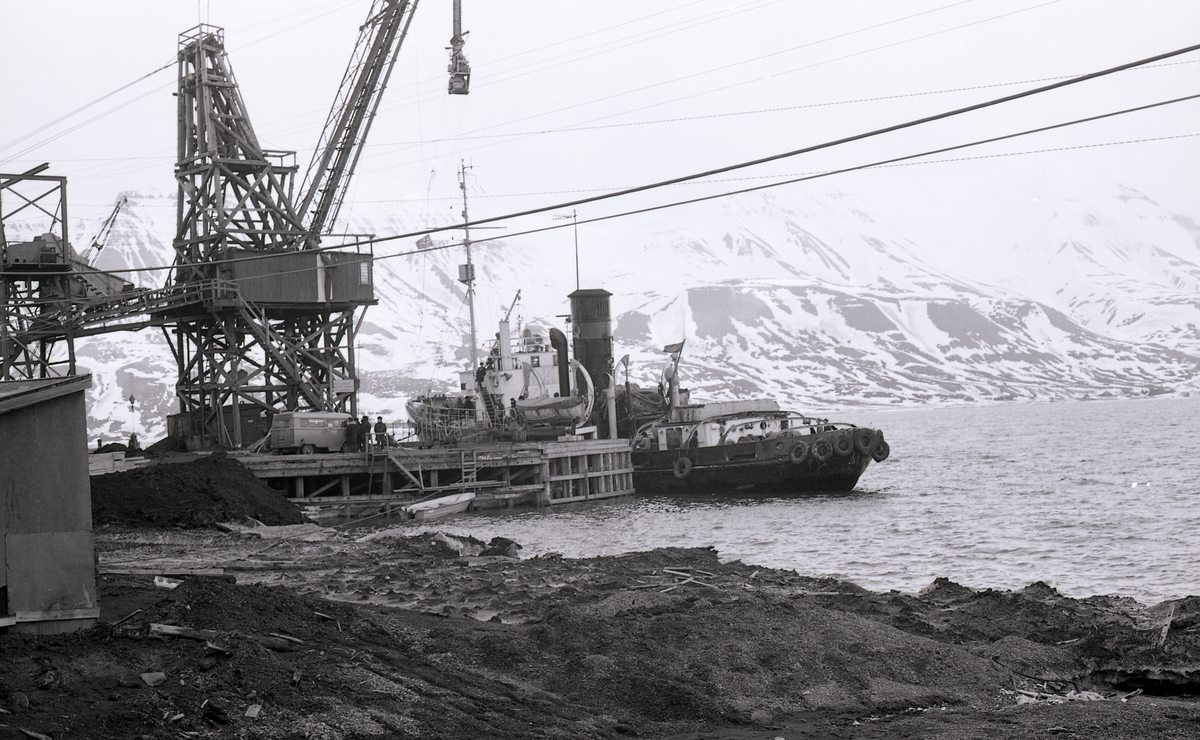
[0, 374, 99, 634]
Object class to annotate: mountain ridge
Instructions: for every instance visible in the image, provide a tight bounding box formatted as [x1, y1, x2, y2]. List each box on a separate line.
[10, 183, 1195, 444]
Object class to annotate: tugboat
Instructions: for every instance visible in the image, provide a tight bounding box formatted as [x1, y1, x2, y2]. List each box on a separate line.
[628, 343, 889, 493]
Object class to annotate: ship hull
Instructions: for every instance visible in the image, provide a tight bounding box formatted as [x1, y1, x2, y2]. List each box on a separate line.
[632, 436, 874, 494]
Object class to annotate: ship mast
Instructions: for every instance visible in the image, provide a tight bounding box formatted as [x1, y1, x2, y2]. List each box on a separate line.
[459, 162, 479, 376]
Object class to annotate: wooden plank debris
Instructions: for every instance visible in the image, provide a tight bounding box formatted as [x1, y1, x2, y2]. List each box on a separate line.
[111, 609, 142, 627]
[100, 568, 232, 580]
[12, 608, 100, 623]
[149, 623, 220, 641]
[251, 634, 297, 652]
[1158, 605, 1176, 648]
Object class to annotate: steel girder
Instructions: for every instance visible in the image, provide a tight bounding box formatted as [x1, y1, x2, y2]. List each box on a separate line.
[164, 304, 359, 448]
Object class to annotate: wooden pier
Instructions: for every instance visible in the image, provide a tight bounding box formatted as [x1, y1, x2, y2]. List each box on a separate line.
[232, 437, 635, 519]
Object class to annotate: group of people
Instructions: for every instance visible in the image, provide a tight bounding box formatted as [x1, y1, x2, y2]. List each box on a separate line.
[346, 414, 389, 452]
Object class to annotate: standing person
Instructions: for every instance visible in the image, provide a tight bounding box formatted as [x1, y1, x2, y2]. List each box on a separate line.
[359, 415, 370, 450]
[345, 417, 358, 452]
[374, 416, 388, 448]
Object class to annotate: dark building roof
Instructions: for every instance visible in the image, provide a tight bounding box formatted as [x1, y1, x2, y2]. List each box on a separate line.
[0, 375, 92, 415]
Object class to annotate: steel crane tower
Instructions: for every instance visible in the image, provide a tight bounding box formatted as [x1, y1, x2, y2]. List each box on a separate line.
[0, 166, 77, 379]
[2, 0, 471, 443]
[1, 166, 139, 379]
[161, 0, 433, 449]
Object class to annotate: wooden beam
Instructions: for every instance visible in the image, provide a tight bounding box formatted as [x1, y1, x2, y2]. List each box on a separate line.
[14, 608, 100, 623]
[305, 477, 340, 498]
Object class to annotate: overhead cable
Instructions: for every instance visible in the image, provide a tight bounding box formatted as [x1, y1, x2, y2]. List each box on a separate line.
[380, 103, 1200, 258]
[363, 42, 1200, 242]
[0, 59, 176, 162]
[12, 123, 1191, 296]
[370, 59, 1199, 149]
[18, 87, 1195, 286]
[364, 0, 1058, 168]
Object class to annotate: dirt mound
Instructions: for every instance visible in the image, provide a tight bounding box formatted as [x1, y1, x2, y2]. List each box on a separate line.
[5, 531, 1199, 740]
[144, 576, 358, 638]
[90, 453, 306, 528]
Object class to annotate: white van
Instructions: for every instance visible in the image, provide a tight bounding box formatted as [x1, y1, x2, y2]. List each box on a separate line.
[269, 412, 354, 454]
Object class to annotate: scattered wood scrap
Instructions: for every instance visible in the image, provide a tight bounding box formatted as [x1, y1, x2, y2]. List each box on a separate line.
[251, 635, 298, 652]
[1012, 688, 1108, 704]
[149, 623, 220, 641]
[624, 567, 723, 593]
[111, 608, 142, 627]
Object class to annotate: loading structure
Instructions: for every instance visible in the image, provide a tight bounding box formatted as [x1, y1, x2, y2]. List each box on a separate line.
[1, 166, 141, 380]
[159, 2, 425, 449]
[2, 0, 473, 449]
[0, 168, 77, 379]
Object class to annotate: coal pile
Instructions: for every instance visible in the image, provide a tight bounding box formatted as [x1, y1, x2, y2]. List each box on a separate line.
[90, 452, 306, 528]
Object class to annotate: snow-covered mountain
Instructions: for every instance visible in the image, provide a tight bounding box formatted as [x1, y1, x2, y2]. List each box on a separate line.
[26, 183, 1199, 445]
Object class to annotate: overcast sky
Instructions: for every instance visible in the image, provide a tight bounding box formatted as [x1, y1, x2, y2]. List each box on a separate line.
[2, 0, 1197, 244]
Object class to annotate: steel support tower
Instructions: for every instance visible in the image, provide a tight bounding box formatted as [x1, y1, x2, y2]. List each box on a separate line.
[3, 0, 441, 449]
[0, 168, 77, 379]
[163, 24, 378, 449]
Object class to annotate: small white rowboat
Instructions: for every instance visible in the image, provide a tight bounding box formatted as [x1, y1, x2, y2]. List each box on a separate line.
[402, 491, 476, 521]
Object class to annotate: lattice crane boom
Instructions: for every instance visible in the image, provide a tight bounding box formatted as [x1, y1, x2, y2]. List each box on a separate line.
[297, 0, 420, 246]
[82, 195, 126, 265]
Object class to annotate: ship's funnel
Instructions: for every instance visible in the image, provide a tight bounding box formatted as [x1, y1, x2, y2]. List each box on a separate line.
[569, 289, 614, 435]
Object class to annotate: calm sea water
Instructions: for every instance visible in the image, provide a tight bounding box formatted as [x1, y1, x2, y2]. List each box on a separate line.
[395, 397, 1200, 605]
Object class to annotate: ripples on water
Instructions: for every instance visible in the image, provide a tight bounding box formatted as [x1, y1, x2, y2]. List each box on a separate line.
[393, 397, 1200, 605]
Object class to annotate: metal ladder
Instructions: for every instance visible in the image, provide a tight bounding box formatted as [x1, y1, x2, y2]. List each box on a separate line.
[460, 450, 479, 491]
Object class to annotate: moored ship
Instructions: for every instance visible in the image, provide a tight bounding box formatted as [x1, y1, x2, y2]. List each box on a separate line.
[405, 319, 594, 443]
[628, 346, 889, 494]
[405, 165, 597, 445]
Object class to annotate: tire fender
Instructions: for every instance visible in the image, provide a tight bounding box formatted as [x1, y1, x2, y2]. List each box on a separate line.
[789, 441, 808, 464]
[673, 456, 693, 479]
[852, 428, 878, 456]
[832, 430, 854, 457]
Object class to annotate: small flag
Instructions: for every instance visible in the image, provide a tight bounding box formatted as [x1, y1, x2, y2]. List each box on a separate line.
[661, 341, 685, 355]
[416, 234, 433, 250]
